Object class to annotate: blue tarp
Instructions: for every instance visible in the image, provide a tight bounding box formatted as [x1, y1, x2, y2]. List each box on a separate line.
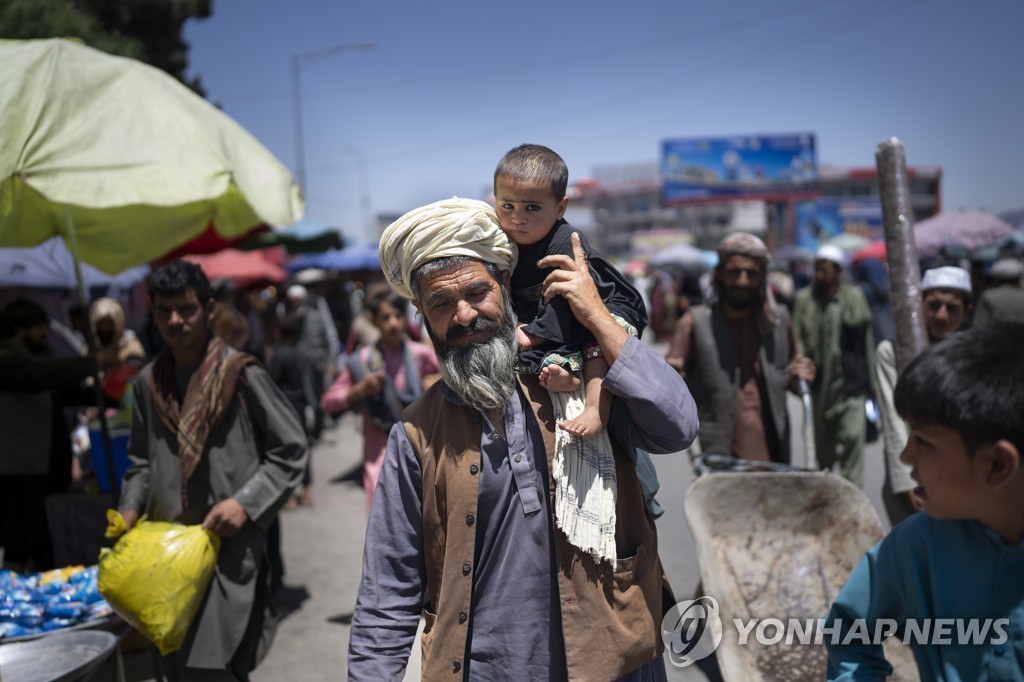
[0, 237, 149, 290]
[286, 242, 380, 273]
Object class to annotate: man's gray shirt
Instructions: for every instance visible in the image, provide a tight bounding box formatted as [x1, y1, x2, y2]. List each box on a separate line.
[348, 336, 698, 680]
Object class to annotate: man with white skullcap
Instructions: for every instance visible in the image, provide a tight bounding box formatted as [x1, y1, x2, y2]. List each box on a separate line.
[349, 197, 698, 681]
[875, 265, 974, 525]
[283, 283, 335, 442]
[793, 243, 876, 487]
[666, 232, 816, 463]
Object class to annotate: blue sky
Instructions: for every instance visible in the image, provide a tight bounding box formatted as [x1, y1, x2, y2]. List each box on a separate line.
[183, 0, 1023, 242]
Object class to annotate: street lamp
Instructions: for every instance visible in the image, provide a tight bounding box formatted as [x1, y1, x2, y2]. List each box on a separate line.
[290, 41, 376, 195]
[340, 144, 371, 240]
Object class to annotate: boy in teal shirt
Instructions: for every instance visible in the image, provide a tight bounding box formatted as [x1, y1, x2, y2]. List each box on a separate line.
[825, 322, 1024, 681]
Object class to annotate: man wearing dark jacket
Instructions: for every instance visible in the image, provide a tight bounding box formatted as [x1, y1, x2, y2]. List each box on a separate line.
[666, 233, 815, 464]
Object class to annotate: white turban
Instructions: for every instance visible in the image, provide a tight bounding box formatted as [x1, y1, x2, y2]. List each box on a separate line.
[379, 197, 518, 299]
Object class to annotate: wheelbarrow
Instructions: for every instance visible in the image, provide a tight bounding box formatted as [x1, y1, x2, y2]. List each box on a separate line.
[683, 469, 919, 681]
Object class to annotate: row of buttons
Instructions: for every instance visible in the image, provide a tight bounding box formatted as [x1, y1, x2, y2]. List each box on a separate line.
[453, 431, 482, 674]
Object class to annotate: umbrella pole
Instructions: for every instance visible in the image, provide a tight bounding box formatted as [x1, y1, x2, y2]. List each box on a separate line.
[61, 205, 120, 501]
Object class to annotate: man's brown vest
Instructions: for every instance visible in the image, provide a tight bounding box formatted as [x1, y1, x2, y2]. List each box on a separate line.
[687, 303, 792, 461]
[401, 372, 672, 681]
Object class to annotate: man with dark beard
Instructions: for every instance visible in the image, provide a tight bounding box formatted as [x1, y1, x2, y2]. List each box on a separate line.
[349, 197, 698, 681]
[666, 233, 815, 463]
[793, 244, 876, 486]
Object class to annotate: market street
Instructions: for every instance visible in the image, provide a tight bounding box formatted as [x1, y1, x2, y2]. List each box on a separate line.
[101, 348, 889, 682]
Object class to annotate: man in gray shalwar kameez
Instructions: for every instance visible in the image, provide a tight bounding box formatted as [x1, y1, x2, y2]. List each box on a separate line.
[120, 261, 307, 681]
[349, 198, 699, 681]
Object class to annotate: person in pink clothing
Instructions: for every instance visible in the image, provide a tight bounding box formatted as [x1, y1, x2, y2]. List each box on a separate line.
[321, 289, 439, 510]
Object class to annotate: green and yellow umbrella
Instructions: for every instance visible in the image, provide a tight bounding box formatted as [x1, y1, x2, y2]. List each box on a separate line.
[0, 38, 304, 274]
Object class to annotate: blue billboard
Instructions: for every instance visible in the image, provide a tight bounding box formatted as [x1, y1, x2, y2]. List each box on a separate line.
[794, 198, 884, 250]
[662, 134, 817, 204]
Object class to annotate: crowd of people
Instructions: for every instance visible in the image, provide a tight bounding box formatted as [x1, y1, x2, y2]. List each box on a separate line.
[1, 142, 1022, 681]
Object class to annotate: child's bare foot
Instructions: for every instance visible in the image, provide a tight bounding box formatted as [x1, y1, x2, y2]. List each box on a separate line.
[539, 365, 580, 392]
[558, 404, 605, 437]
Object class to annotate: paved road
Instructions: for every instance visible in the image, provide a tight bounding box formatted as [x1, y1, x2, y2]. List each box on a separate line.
[100, 368, 891, 681]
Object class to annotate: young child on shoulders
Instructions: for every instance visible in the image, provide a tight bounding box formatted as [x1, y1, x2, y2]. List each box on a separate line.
[825, 322, 1024, 681]
[493, 143, 647, 436]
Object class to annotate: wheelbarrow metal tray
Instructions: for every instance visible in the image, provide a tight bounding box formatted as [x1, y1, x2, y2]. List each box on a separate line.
[0, 630, 118, 682]
[684, 471, 917, 681]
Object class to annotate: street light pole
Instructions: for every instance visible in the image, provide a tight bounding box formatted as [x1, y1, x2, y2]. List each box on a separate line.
[290, 53, 306, 191]
[290, 41, 376, 201]
[341, 144, 370, 239]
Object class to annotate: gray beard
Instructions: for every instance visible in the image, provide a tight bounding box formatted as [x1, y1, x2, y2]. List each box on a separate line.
[433, 295, 519, 413]
[440, 333, 518, 413]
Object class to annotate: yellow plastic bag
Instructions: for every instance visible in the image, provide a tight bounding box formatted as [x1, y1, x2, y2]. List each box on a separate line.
[98, 510, 220, 655]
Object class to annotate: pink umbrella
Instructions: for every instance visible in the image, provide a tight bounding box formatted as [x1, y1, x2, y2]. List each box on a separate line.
[183, 249, 287, 288]
[914, 210, 1015, 257]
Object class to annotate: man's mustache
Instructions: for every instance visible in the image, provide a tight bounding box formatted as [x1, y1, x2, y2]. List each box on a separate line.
[445, 315, 500, 345]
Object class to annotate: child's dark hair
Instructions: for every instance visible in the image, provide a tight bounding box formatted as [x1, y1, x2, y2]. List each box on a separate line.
[366, 289, 408, 318]
[895, 322, 1024, 454]
[276, 313, 303, 341]
[494, 143, 568, 202]
[147, 260, 212, 304]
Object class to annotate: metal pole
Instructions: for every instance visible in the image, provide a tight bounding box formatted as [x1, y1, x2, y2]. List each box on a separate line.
[358, 153, 371, 239]
[290, 42, 376, 215]
[62, 205, 120, 500]
[875, 137, 928, 373]
[342, 144, 371, 239]
[290, 54, 306, 192]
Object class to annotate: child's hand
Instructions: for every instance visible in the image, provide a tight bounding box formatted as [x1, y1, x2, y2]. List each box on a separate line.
[516, 324, 533, 350]
[356, 370, 386, 399]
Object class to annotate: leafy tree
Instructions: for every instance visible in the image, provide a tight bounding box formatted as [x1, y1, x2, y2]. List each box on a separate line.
[0, 0, 211, 95]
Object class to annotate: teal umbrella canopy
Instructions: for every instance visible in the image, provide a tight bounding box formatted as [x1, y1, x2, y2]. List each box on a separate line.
[237, 216, 345, 254]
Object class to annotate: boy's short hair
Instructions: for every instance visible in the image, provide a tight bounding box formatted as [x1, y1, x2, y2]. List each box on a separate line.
[147, 260, 212, 304]
[895, 322, 1024, 454]
[494, 143, 568, 202]
[365, 288, 408, 318]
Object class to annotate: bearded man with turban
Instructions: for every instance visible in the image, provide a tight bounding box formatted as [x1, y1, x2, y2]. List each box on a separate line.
[666, 233, 816, 464]
[349, 197, 698, 681]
